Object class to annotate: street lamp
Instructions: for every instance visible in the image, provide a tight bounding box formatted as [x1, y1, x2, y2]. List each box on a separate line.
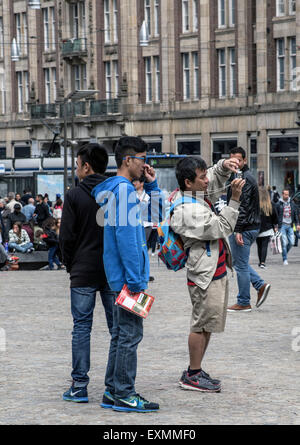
[63, 90, 98, 197]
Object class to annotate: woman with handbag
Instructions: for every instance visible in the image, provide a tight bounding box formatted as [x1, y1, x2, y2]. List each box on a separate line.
[256, 187, 279, 268]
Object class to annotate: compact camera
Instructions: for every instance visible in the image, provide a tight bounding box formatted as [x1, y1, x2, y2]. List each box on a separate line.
[236, 169, 243, 179]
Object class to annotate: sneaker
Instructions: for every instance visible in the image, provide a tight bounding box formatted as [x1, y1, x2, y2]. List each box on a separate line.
[63, 385, 88, 403]
[149, 276, 155, 282]
[113, 394, 159, 413]
[256, 283, 271, 308]
[227, 304, 252, 312]
[100, 390, 115, 409]
[259, 263, 266, 269]
[181, 369, 221, 386]
[283, 260, 288, 265]
[179, 370, 221, 393]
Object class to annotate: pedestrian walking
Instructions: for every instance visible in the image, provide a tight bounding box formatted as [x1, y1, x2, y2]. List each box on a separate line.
[226, 147, 271, 312]
[60, 143, 115, 403]
[42, 218, 63, 270]
[277, 189, 300, 265]
[34, 195, 50, 227]
[22, 198, 36, 222]
[170, 155, 244, 392]
[256, 187, 279, 269]
[93, 136, 162, 413]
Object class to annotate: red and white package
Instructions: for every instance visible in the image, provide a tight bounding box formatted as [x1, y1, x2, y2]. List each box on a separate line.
[115, 284, 155, 319]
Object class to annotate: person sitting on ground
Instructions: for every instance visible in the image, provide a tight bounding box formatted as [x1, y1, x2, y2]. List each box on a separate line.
[42, 217, 64, 270]
[33, 228, 48, 251]
[7, 203, 26, 231]
[8, 221, 34, 253]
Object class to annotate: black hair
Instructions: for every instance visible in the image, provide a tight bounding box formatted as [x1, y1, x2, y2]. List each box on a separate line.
[230, 146, 246, 159]
[175, 156, 207, 191]
[77, 143, 108, 174]
[114, 136, 148, 168]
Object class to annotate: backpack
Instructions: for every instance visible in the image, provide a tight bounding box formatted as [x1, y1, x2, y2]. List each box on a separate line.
[157, 196, 197, 271]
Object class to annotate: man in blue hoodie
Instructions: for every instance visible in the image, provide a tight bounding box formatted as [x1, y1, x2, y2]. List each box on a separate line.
[92, 136, 162, 413]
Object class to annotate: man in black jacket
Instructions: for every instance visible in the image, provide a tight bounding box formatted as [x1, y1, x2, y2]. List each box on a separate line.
[7, 203, 26, 230]
[60, 143, 115, 403]
[34, 195, 50, 227]
[226, 147, 270, 312]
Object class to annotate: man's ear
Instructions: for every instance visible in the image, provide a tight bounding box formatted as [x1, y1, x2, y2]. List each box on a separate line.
[184, 178, 192, 190]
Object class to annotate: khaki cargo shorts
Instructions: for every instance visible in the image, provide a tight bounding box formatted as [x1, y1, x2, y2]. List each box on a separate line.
[188, 276, 229, 333]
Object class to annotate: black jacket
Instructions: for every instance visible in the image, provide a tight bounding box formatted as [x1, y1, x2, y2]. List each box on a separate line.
[227, 165, 260, 233]
[259, 204, 278, 234]
[35, 202, 50, 226]
[44, 229, 59, 247]
[59, 174, 107, 289]
[277, 199, 299, 229]
[7, 210, 26, 231]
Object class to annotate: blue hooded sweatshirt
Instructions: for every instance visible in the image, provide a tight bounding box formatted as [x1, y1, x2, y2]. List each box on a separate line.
[92, 176, 161, 293]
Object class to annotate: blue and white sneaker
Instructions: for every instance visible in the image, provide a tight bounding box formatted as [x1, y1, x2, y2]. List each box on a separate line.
[113, 394, 159, 413]
[100, 390, 115, 409]
[62, 385, 88, 403]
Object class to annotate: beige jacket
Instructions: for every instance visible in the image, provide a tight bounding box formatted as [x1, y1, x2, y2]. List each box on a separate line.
[170, 160, 240, 290]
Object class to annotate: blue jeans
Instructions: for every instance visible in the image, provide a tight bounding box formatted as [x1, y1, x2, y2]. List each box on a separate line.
[8, 242, 33, 253]
[70, 285, 115, 387]
[104, 294, 144, 399]
[48, 246, 61, 270]
[280, 224, 295, 261]
[229, 230, 265, 307]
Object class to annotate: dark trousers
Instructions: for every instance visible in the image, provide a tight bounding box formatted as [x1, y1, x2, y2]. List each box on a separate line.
[256, 236, 271, 264]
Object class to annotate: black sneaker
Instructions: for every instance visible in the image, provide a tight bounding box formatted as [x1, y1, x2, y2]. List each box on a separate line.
[63, 385, 88, 403]
[179, 370, 221, 393]
[113, 393, 159, 413]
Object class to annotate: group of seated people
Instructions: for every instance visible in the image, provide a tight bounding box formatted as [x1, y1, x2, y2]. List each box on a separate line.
[0, 192, 64, 271]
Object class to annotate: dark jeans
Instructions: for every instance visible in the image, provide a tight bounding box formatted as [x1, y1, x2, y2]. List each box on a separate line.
[70, 285, 115, 387]
[256, 236, 271, 264]
[48, 246, 61, 270]
[104, 293, 144, 399]
[147, 228, 158, 253]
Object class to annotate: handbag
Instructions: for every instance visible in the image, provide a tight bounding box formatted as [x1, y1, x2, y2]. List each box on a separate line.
[270, 232, 282, 255]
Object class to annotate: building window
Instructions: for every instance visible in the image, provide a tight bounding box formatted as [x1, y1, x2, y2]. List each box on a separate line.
[193, 52, 199, 99]
[16, 71, 29, 113]
[290, 37, 297, 90]
[44, 68, 56, 104]
[105, 62, 112, 99]
[0, 17, 4, 58]
[182, 53, 190, 100]
[0, 70, 6, 114]
[218, 49, 226, 97]
[229, 0, 236, 27]
[104, 0, 118, 43]
[177, 139, 201, 155]
[113, 60, 119, 98]
[71, 2, 86, 40]
[104, 0, 111, 43]
[218, 0, 226, 27]
[193, 0, 199, 31]
[73, 64, 87, 91]
[276, 0, 285, 16]
[270, 136, 299, 194]
[289, 0, 296, 15]
[154, 56, 160, 102]
[145, 0, 151, 36]
[113, 0, 118, 42]
[145, 57, 152, 102]
[277, 38, 285, 91]
[182, 0, 189, 32]
[229, 47, 237, 96]
[154, 0, 160, 36]
[15, 13, 28, 57]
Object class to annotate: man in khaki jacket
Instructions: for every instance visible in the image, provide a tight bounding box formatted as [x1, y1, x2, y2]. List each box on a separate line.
[171, 156, 244, 393]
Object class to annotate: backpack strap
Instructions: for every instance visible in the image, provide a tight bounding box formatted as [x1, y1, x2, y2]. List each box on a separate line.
[168, 196, 211, 257]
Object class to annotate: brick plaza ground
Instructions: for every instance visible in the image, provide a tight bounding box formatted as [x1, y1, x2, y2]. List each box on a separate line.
[0, 245, 299, 425]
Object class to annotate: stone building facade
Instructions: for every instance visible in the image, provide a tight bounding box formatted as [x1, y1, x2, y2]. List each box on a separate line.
[0, 0, 299, 195]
